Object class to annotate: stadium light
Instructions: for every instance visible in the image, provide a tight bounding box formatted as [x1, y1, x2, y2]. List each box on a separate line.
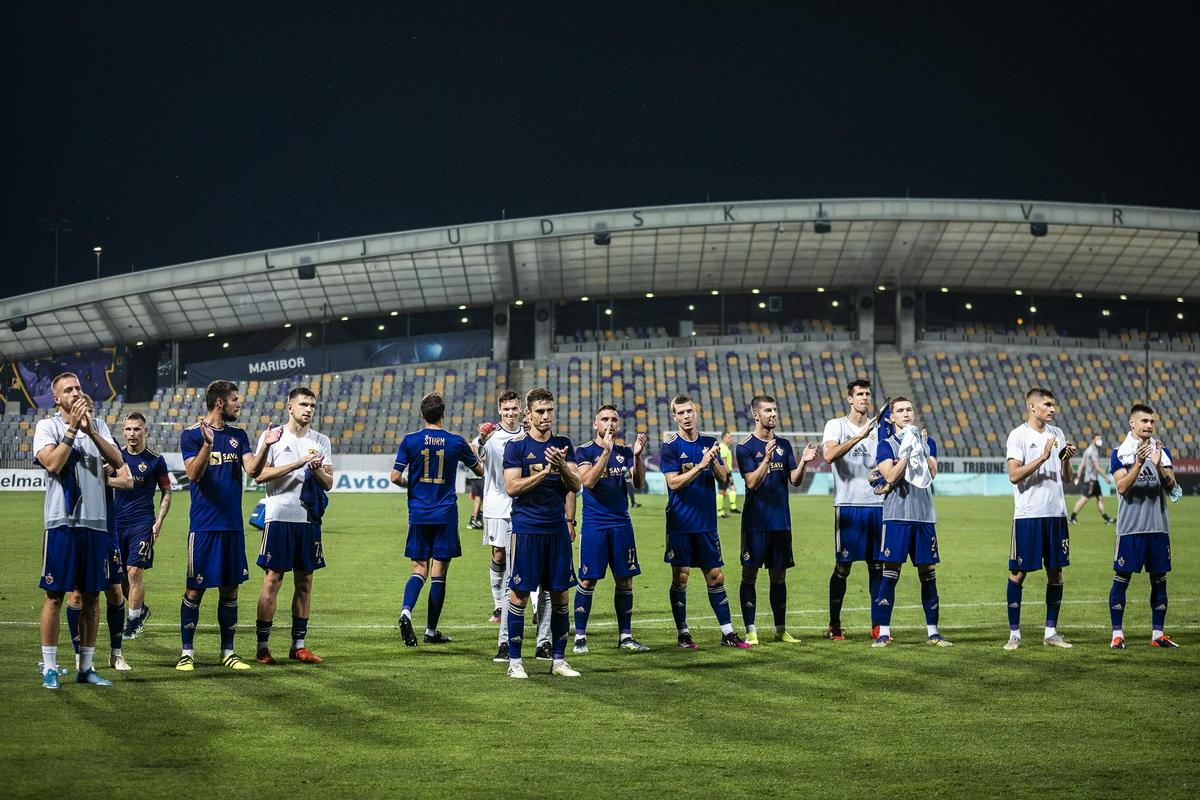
[207, 332, 215, 338]
[460, 316, 469, 323]
[964, 302, 973, 310]
[687, 304, 695, 311]
[1178, 312, 1185, 320]
[758, 302, 766, 309]
[284, 323, 292, 328]
[377, 324, 385, 331]
[814, 217, 832, 234]
[514, 299, 524, 306]
[1029, 306, 1038, 313]
[135, 340, 144, 346]
[876, 285, 886, 291]
[1017, 317, 1024, 325]
[1014, 289, 1023, 296]
[710, 290, 719, 295]
[940, 287, 949, 293]
[305, 331, 314, 337]
[1075, 292, 1084, 299]
[93, 245, 102, 279]
[222, 342, 230, 348]
[645, 292, 654, 298]
[751, 289, 761, 294]
[1101, 309, 1111, 317]
[831, 300, 840, 308]
[1030, 222, 1048, 237]
[340, 315, 349, 321]
[390, 310, 399, 316]
[1119, 294, 1128, 300]
[1177, 297, 1185, 303]
[458, 305, 467, 310]
[816, 287, 825, 293]
[9, 316, 28, 332]
[604, 308, 613, 316]
[580, 296, 589, 302]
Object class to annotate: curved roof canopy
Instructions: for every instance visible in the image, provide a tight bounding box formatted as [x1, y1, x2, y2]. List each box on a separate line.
[3, 198, 1198, 360]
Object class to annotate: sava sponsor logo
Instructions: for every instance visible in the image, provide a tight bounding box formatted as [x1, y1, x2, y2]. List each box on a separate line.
[249, 356, 306, 375]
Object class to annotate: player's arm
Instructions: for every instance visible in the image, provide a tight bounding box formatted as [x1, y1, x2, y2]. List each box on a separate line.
[1007, 438, 1055, 484]
[152, 471, 172, 541]
[877, 453, 908, 484]
[505, 464, 550, 496]
[790, 443, 818, 486]
[106, 462, 134, 490]
[183, 424, 213, 483]
[35, 406, 84, 474]
[631, 434, 647, 490]
[242, 425, 279, 478]
[822, 427, 871, 464]
[741, 441, 774, 491]
[1151, 446, 1177, 492]
[578, 448, 611, 490]
[254, 449, 320, 484]
[73, 402, 124, 470]
[565, 492, 577, 541]
[709, 444, 730, 484]
[556, 453, 582, 494]
[389, 467, 408, 488]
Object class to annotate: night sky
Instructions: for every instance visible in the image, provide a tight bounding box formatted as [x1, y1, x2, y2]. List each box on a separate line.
[9, 3, 1198, 299]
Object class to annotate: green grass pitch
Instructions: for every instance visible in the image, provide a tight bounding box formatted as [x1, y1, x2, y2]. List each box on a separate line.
[1, 492, 1196, 798]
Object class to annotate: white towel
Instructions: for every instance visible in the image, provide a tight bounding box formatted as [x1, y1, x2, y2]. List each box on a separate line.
[899, 426, 932, 489]
[1115, 432, 1173, 468]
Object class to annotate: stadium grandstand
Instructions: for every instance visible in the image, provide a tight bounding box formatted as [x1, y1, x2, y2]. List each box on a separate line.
[3, 198, 1199, 469]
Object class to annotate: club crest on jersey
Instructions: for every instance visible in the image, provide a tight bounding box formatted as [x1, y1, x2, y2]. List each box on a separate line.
[138, 462, 148, 473]
[615, 454, 625, 464]
[776, 447, 784, 457]
[230, 439, 239, 448]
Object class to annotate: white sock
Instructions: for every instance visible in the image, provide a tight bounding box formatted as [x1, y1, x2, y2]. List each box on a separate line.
[575, 633, 586, 641]
[182, 648, 195, 657]
[509, 657, 522, 667]
[1112, 629, 1124, 640]
[879, 625, 891, 637]
[79, 646, 95, 672]
[128, 606, 143, 621]
[425, 628, 436, 637]
[400, 609, 412, 621]
[222, 648, 234, 659]
[719, 623, 734, 635]
[41, 645, 57, 671]
[293, 638, 305, 649]
[1044, 626, 1057, 639]
[489, 564, 504, 608]
[1152, 629, 1163, 641]
[746, 624, 757, 634]
[552, 658, 565, 668]
[111, 647, 122, 658]
[1010, 630, 1022, 639]
[927, 625, 939, 637]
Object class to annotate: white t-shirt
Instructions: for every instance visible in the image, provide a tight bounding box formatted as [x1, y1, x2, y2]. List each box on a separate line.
[822, 416, 882, 507]
[1005, 423, 1067, 519]
[34, 413, 117, 532]
[257, 427, 333, 523]
[480, 425, 523, 519]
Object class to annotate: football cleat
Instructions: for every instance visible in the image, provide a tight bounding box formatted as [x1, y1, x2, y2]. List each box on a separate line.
[551, 660, 581, 677]
[677, 632, 699, 650]
[398, 615, 418, 647]
[1151, 635, 1180, 649]
[289, 647, 323, 663]
[870, 624, 881, 641]
[1003, 634, 1021, 651]
[37, 662, 69, 677]
[745, 630, 759, 646]
[221, 653, 251, 670]
[729, 508, 741, 515]
[618, 637, 650, 653]
[1043, 634, 1072, 649]
[75, 668, 113, 686]
[718, 512, 728, 519]
[825, 626, 846, 641]
[926, 634, 953, 647]
[42, 668, 60, 690]
[110, 652, 132, 671]
[572, 637, 589, 655]
[488, 608, 502, 624]
[535, 643, 553, 661]
[774, 631, 801, 644]
[123, 605, 151, 639]
[872, 635, 892, 648]
[256, 648, 277, 665]
[175, 654, 196, 671]
[506, 661, 528, 679]
[493, 642, 510, 663]
[1109, 636, 1126, 650]
[721, 632, 751, 649]
[423, 631, 452, 645]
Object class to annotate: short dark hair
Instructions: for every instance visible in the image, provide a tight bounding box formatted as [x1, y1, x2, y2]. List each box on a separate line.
[205, 380, 238, 411]
[595, 403, 618, 416]
[497, 390, 520, 408]
[525, 387, 554, 408]
[670, 394, 694, 414]
[751, 394, 776, 412]
[890, 396, 911, 411]
[847, 379, 871, 395]
[1129, 403, 1156, 418]
[124, 412, 147, 424]
[51, 372, 79, 392]
[288, 387, 317, 402]
[1025, 386, 1055, 402]
[420, 393, 445, 424]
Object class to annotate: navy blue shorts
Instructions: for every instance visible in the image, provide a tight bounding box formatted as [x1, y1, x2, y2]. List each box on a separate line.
[1114, 532, 1171, 574]
[119, 524, 156, 570]
[740, 529, 794, 570]
[40, 526, 113, 594]
[664, 530, 724, 570]
[187, 530, 250, 590]
[258, 521, 326, 574]
[510, 528, 577, 593]
[835, 506, 883, 563]
[107, 529, 125, 584]
[1009, 517, 1069, 572]
[579, 522, 641, 580]
[405, 522, 462, 562]
[878, 521, 940, 566]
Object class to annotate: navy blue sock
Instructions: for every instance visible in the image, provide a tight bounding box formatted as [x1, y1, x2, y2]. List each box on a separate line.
[876, 568, 899, 627]
[614, 587, 633, 637]
[426, 577, 446, 633]
[180, 595, 200, 651]
[1045, 581, 1063, 628]
[506, 600, 525, 659]
[402, 574, 425, 615]
[291, 615, 308, 646]
[217, 600, 237, 652]
[256, 619, 273, 648]
[551, 603, 569, 660]
[867, 562, 883, 625]
[769, 580, 787, 629]
[708, 584, 733, 628]
[1109, 574, 1129, 631]
[573, 585, 594, 636]
[107, 601, 125, 650]
[829, 568, 847, 627]
[669, 583, 688, 632]
[1007, 578, 1022, 630]
[66, 603, 82, 655]
[1150, 574, 1168, 631]
[919, 569, 939, 626]
[740, 579, 757, 629]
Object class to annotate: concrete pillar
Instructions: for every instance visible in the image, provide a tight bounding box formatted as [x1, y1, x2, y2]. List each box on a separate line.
[492, 302, 510, 363]
[534, 302, 553, 361]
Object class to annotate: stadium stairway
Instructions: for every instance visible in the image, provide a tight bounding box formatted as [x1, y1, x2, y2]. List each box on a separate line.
[875, 346, 913, 403]
[507, 360, 540, 400]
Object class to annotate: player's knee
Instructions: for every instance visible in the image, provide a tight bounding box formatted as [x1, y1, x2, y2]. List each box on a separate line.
[44, 591, 64, 606]
[185, 588, 204, 602]
[834, 564, 851, 578]
[1009, 571, 1026, 584]
[1150, 572, 1167, 585]
[706, 569, 725, 587]
[411, 560, 430, 577]
[741, 567, 758, 584]
[1114, 570, 1132, 581]
[431, 558, 451, 578]
[218, 587, 238, 602]
[615, 576, 633, 591]
[1046, 568, 1063, 582]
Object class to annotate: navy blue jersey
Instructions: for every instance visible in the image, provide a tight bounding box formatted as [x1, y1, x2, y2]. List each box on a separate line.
[575, 441, 634, 529]
[114, 447, 169, 529]
[394, 428, 478, 525]
[181, 424, 252, 533]
[736, 435, 798, 532]
[503, 433, 575, 533]
[660, 433, 722, 535]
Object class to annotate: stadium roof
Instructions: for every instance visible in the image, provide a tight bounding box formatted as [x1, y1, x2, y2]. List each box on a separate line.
[3, 198, 1198, 360]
